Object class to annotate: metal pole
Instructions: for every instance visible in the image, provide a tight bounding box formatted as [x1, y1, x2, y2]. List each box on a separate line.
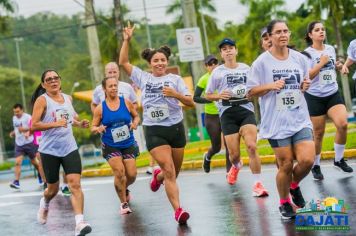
[14, 37, 27, 112]
[198, 0, 210, 55]
[142, 0, 152, 48]
[0, 105, 5, 164]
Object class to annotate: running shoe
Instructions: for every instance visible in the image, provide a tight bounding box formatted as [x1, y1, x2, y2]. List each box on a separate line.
[290, 186, 306, 208]
[226, 162, 242, 185]
[61, 185, 72, 197]
[10, 180, 20, 190]
[37, 197, 49, 224]
[279, 202, 296, 220]
[334, 158, 353, 173]
[146, 166, 153, 175]
[202, 152, 211, 173]
[75, 221, 92, 236]
[252, 181, 269, 197]
[126, 189, 131, 203]
[174, 207, 190, 225]
[150, 168, 163, 192]
[311, 165, 324, 180]
[120, 202, 132, 215]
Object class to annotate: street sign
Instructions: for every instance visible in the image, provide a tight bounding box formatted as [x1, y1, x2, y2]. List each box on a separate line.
[176, 27, 204, 62]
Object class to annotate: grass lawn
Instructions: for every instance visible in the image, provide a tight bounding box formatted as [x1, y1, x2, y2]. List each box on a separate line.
[97, 123, 356, 169]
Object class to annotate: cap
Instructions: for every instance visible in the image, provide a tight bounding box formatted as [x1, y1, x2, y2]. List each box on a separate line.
[218, 38, 236, 48]
[204, 55, 218, 64]
[260, 27, 268, 37]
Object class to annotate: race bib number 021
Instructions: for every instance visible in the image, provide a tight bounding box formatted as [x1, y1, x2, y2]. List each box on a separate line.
[111, 125, 130, 143]
[147, 104, 170, 122]
[319, 69, 336, 85]
[276, 90, 301, 111]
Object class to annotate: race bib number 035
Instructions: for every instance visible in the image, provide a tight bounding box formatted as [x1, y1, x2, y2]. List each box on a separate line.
[319, 69, 336, 85]
[147, 104, 170, 122]
[276, 90, 301, 111]
[111, 125, 130, 143]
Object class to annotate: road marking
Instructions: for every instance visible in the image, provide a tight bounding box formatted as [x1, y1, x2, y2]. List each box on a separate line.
[0, 201, 23, 207]
[0, 188, 92, 199]
[81, 176, 150, 186]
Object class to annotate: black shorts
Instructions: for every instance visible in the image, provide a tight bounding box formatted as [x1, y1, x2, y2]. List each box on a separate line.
[304, 91, 345, 116]
[40, 150, 82, 184]
[102, 143, 140, 161]
[220, 106, 257, 135]
[15, 143, 38, 159]
[144, 121, 186, 151]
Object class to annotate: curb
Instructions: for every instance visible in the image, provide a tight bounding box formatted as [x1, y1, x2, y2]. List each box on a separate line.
[82, 149, 356, 177]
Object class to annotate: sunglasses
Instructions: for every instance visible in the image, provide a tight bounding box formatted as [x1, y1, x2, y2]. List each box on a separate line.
[44, 76, 60, 83]
[207, 59, 218, 66]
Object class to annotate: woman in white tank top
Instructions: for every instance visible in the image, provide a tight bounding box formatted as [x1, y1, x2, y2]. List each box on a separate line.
[31, 70, 92, 236]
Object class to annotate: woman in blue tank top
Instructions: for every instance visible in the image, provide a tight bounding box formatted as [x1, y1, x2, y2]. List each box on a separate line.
[92, 77, 140, 215]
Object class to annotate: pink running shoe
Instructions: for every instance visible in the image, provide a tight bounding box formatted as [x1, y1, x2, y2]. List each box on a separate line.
[150, 168, 163, 192]
[120, 202, 133, 215]
[227, 165, 241, 185]
[175, 207, 190, 224]
[252, 181, 269, 197]
[37, 197, 49, 224]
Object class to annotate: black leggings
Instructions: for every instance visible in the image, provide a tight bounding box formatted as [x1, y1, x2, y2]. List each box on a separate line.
[204, 114, 231, 172]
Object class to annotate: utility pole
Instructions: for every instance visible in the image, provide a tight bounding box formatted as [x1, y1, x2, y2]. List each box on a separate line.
[0, 106, 5, 164]
[84, 0, 104, 86]
[14, 37, 27, 112]
[181, 0, 205, 141]
[113, 0, 130, 82]
[198, 0, 210, 55]
[142, 0, 152, 48]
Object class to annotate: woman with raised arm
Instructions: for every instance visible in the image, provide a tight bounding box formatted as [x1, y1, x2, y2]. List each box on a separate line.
[31, 70, 91, 236]
[91, 77, 140, 215]
[119, 23, 194, 224]
[247, 20, 314, 220]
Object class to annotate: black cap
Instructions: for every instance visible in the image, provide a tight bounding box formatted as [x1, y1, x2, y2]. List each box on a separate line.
[218, 38, 236, 48]
[204, 55, 218, 64]
[260, 27, 268, 37]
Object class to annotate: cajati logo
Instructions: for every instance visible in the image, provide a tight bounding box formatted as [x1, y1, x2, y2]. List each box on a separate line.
[295, 197, 350, 231]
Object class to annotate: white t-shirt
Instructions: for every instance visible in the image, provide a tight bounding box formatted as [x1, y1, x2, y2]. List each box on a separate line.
[346, 39, 356, 80]
[205, 63, 254, 116]
[247, 50, 312, 140]
[130, 66, 190, 126]
[304, 44, 338, 97]
[92, 81, 137, 105]
[12, 113, 34, 146]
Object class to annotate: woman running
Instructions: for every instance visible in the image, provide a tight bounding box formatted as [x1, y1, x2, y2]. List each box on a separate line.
[247, 20, 314, 219]
[304, 21, 353, 180]
[205, 38, 268, 197]
[119, 23, 194, 224]
[92, 77, 140, 215]
[31, 70, 92, 235]
[193, 54, 231, 173]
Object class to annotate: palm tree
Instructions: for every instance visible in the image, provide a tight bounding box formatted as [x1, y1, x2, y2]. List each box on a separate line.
[0, 0, 15, 32]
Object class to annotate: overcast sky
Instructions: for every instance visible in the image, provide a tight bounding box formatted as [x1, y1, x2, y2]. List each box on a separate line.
[13, 0, 305, 27]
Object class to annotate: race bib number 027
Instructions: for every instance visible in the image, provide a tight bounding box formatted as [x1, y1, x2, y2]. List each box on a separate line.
[276, 90, 301, 111]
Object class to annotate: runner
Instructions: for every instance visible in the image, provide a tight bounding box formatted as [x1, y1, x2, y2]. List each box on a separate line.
[247, 19, 314, 219]
[341, 39, 356, 94]
[91, 62, 137, 113]
[92, 76, 140, 215]
[9, 103, 44, 190]
[31, 70, 92, 235]
[260, 27, 272, 51]
[205, 38, 269, 197]
[304, 21, 353, 180]
[193, 54, 231, 173]
[119, 22, 194, 224]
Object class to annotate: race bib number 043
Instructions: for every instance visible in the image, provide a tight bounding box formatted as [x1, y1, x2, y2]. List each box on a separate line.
[147, 104, 170, 122]
[319, 69, 336, 86]
[111, 125, 130, 143]
[276, 90, 301, 111]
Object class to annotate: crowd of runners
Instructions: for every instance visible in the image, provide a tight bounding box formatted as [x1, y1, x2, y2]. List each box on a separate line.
[6, 19, 356, 235]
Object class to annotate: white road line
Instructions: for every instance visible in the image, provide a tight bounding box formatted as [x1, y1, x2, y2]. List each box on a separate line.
[0, 201, 23, 207]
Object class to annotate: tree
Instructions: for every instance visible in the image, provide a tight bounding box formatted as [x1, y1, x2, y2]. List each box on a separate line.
[0, 0, 15, 32]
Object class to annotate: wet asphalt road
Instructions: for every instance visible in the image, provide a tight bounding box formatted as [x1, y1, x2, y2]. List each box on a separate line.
[0, 161, 355, 236]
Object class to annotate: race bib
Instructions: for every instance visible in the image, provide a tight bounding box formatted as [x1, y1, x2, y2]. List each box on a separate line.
[147, 104, 170, 122]
[276, 90, 301, 111]
[319, 69, 336, 85]
[55, 109, 73, 124]
[111, 125, 130, 143]
[231, 84, 247, 99]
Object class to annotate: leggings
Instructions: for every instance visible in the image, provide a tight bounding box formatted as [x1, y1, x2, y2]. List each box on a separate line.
[204, 114, 231, 172]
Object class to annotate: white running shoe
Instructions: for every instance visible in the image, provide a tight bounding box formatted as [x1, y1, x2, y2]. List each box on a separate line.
[75, 221, 92, 236]
[37, 197, 49, 224]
